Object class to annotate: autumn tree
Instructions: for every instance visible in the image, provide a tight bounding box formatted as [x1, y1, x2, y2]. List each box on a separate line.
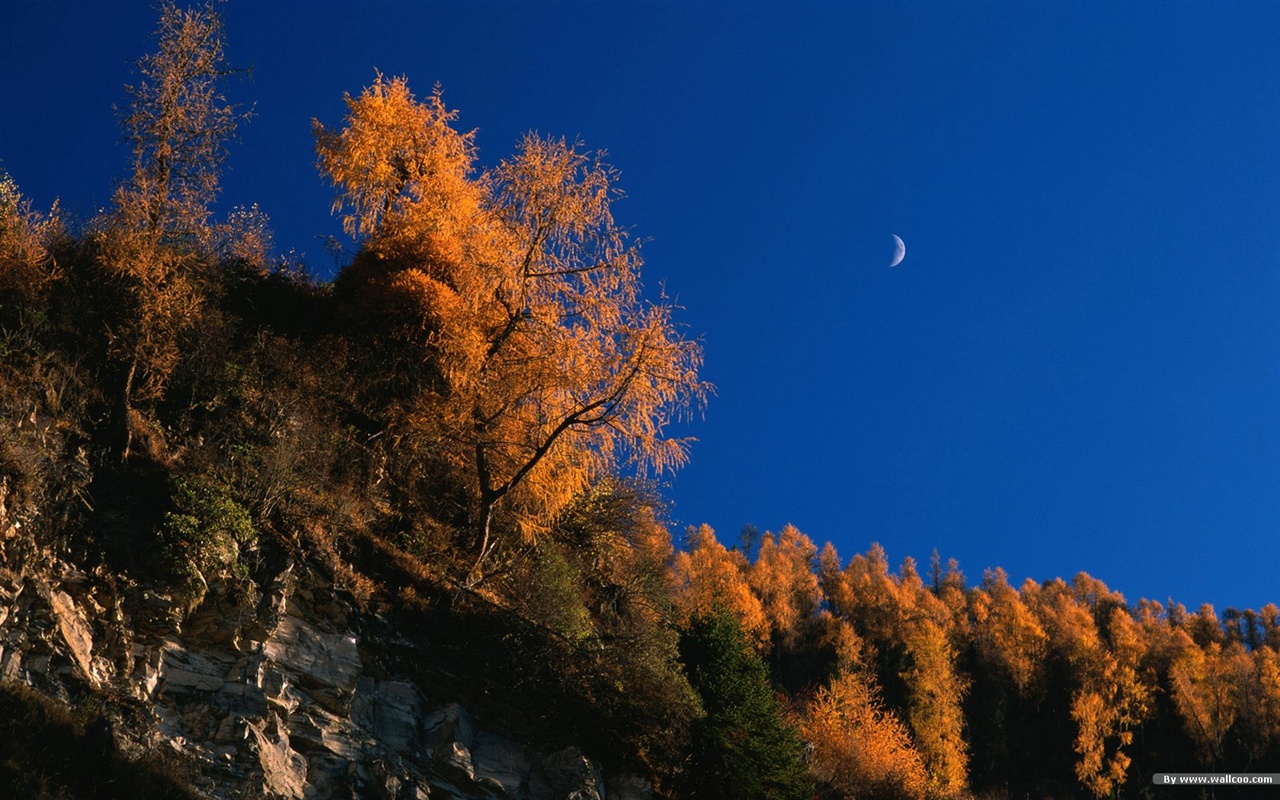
[314, 76, 708, 580]
[1260, 604, 1280, 650]
[822, 543, 900, 642]
[99, 0, 245, 458]
[1170, 636, 1249, 766]
[114, 0, 242, 243]
[928, 549, 968, 632]
[822, 545, 969, 796]
[971, 568, 1047, 696]
[671, 525, 770, 647]
[1016, 575, 1154, 797]
[0, 170, 62, 308]
[1069, 607, 1152, 798]
[798, 669, 930, 800]
[895, 560, 970, 797]
[1236, 647, 1280, 762]
[1184, 603, 1228, 649]
[748, 525, 823, 650]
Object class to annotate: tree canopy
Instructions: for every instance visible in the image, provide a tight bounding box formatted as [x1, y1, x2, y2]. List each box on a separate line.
[314, 75, 709, 580]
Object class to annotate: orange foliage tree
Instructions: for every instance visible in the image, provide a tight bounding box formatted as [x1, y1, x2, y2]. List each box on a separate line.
[822, 544, 970, 796]
[670, 524, 770, 647]
[798, 669, 930, 800]
[0, 171, 61, 305]
[895, 558, 970, 797]
[1068, 607, 1152, 798]
[1170, 635, 1250, 767]
[99, 0, 245, 458]
[114, 0, 242, 243]
[970, 568, 1048, 696]
[314, 76, 709, 579]
[748, 524, 823, 650]
[1022, 575, 1151, 797]
[1238, 647, 1280, 761]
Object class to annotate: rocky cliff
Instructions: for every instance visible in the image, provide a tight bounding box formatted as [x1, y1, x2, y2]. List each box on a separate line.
[0, 487, 651, 800]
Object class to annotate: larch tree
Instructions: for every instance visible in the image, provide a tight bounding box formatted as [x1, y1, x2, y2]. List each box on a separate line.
[900, 614, 970, 797]
[895, 559, 970, 797]
[100, 0, 244, 458]
[1070, 607, 1151, 798]
[818, 542, 852, 618]
[798, 669, 930, 800]
[1260, 603, 1280, 650]
[747, 525, 823, 650]
[833, 543, 903, 643]
[1184, 603, 1228, 648]
[928, 549, 969, 631]
[971, 567, 1048, 696]
[0, 170, 61, 306]
[1022, 576, 1154, 796]
[314, 76, 708, 581]
[115, 0, 241, 243]
[1025, 577, 1102, 668]
[670, 524, 770, 648]
[823, 547, 969, 795]
[1170, 637, 1249, 767]
[1238, 647, 1280, 761]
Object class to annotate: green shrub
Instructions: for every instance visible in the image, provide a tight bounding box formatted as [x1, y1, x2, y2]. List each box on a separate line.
[520, 544, 595, 644]
[155, 476, 255, 606]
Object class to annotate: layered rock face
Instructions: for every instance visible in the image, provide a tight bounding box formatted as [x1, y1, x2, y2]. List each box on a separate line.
[0, 513, 649, 800]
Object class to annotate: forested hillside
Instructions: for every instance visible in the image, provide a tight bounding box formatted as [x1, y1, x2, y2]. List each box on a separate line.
[1, 3, 1276, 799]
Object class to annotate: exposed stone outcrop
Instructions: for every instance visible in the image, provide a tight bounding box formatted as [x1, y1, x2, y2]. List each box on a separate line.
[247, 712, 309, 799]
[0, 544, 649, 800]
[543, 746, 605, 800]
[48, 587, 97, 686]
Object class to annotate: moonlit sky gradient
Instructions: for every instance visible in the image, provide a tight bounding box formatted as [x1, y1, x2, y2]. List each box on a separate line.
[3, 1, 1280, 612]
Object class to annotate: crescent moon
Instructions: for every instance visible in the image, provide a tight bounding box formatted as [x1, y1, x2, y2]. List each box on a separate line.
[890, 234, 906, 267]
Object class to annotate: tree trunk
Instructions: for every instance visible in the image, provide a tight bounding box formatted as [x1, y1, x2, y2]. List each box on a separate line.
[465, 491, 499, 587]
[117, 359, 138, 464]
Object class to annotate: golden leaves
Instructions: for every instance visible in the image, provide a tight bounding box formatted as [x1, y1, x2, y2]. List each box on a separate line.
[1169, 636, 1251, 766]
[671, 525, 770, 648]
[748, 525, 822, 649]
[797, 670, 930, 800]
[315, 75, 478, 243]
[972, 568, 1048, 696]
[116, 0, 243, 243]
[95, 225, 204, 404]
[0, 172, 62, 302]
[317, 76, 708, 578]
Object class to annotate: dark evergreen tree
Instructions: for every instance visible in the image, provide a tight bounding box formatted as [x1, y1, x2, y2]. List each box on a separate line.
[678, 611, 814, 800]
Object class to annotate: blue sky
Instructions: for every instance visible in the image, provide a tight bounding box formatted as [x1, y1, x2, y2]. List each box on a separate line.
[3, 1, 1280, 612]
